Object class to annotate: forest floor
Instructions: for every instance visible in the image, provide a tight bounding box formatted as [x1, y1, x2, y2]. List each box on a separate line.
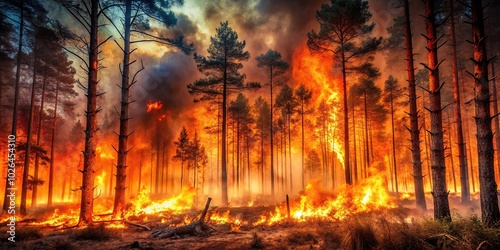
[1, 195, 500, 250]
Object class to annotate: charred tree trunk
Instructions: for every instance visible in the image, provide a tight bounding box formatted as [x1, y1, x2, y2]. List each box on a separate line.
[363, 91, 370, 170]
[221, 55, 228, 205]
[352, 104, 358, 183]
[424, 0, 450, 220]
[79, 0, 100, 226]
[447, 114, 457, 193]
[301, 99, 305, 190]
[113, 0, 132, 216]
[389, 81, 399, 196]
[471, 0, 500, 226]
[261, 127, 264, 194]
[3, 0, 23, 213]
[341, 45, 352, 185]
[288, 113, 292, 193]
[492, 60, 500, 183]
[404, 0, 426, 210]
[269, 68, 275, 197]
[47, 83, 59, 207]
[21, 39, 38, 215]
[449, 0, 470, 204]
[32, 64, 48, 207]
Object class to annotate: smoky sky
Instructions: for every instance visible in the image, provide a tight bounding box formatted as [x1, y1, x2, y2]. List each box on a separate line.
[121, 0, 423, 143]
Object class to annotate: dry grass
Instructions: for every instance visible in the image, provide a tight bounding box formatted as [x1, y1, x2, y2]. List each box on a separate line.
[69, 224, 121, 241]
[250, 232, 265, 249]
[16, 227, 44, 241]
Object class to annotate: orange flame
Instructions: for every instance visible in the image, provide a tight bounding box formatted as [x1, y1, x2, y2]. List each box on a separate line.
[292, 44, 344, 166]
[146, 101, 163, 112]
[254, 173, 395, 225]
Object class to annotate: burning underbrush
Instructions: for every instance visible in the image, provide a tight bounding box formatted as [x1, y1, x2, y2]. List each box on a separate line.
[6, 173, 397, 230]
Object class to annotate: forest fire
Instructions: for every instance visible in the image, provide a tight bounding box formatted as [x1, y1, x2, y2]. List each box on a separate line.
[292, 45, 344, 166]
[2, 0, 500, 248]
[126, 187, 196, 217]
[254, 173, 394, 226]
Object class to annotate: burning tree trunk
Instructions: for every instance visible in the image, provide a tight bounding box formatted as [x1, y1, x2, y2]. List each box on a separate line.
[422, 0, 450, 220]
[448, 0, 470, 204]
[79, 0, 100, 226]
[113, 0, 133, 215]
[58, 0, 112, 225]
[20, 39, 38, 215]
[470, 0, 500, 226]
[404, 0, 426, 210]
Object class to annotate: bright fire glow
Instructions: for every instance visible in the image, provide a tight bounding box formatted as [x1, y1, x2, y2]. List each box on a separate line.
[292, 44, 344, 166]
[146, 101, 163, 112]
[254, 173, 395, 225]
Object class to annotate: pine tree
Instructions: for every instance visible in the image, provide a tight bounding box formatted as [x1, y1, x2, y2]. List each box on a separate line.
[295, 84, 312, 191]
[255, 49, 289, 197]
[187, 21, 258, 204]
[307, 0, 382, 185]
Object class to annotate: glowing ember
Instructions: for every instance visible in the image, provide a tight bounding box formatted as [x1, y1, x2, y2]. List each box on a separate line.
[96, 146, 115, 159]
[146, 101, 163, 112]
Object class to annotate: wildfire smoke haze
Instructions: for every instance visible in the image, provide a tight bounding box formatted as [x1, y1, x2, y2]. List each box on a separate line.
[1, 0, 500, 248]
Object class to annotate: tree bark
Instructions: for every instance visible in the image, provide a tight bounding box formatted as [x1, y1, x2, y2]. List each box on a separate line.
[21, 39, 38, 215]
[404, 0, 426, 210]
[269, 67, 275, 197]
[221, 52, 228, 205]
[341, 45, 352, 185]
[47, 83, 59, 207]
[424, 0, 450, 220]
[113, 0, 132, 216]
[449, 0, 470, 204]
[32, 63, 48, 207]
[471, 0, 500, 226]
[79, 0, 99, 226]
[389, 82, 399, 196]
[301, 99, 305, 190]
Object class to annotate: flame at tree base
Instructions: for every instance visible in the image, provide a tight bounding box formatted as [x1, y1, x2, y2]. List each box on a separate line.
[254, 172, 396, 226]
[8, 174, 396, 229]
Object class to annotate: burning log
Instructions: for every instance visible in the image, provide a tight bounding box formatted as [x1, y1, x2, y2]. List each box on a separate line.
[151, 197, 214, 239]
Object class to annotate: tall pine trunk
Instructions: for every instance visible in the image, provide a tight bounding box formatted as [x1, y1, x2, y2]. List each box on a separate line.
[113, 0, 132, 216]
[424, 0, 450, 220]
[47, 83, 59, 207]
[79, 0, 99, 225]
[404, 0, 426, 210]
[32, 64, 49, 207]
[221, 55, 228, 205]
[301, 100, 305, 190]
[471, 0, 500, 226]
[269, 68, 275, 197]
[288, 113, 292, 192]
[341, 45, 352, 185]
[389, 84, 398, 196]
[21, 41, 38, 215]
[449, 0, 470, 204]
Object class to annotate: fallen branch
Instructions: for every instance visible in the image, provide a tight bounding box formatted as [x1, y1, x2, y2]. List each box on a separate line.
[123, 220, 151, 230]
[151, 197, 215, 239]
